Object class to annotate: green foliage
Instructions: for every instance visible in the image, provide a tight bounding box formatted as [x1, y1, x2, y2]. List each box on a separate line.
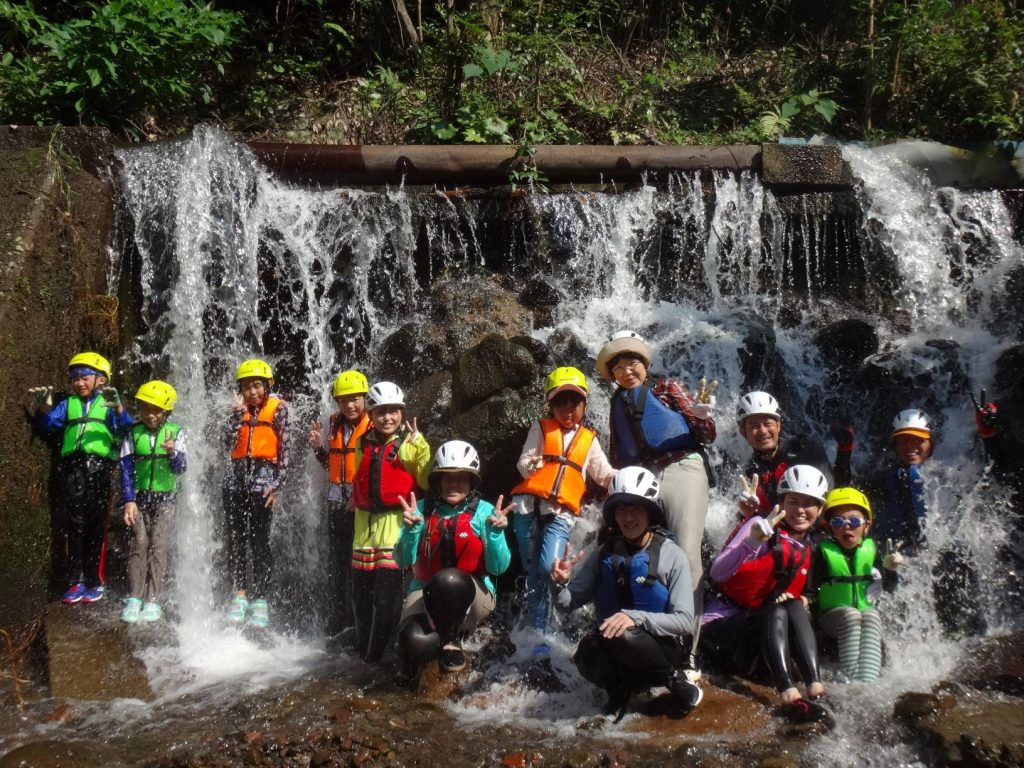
[759, 89, 839, 140]
[0, 0, 240, 130]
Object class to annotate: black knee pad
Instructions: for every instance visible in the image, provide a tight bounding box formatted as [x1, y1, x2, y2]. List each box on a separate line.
[398, 614, 440, 662]
[423, 568, 475, 638]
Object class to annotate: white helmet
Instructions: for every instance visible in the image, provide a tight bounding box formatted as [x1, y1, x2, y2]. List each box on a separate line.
[429, 440, 481, 490]
[366, 381, 404, 411]
[891, 408, 932, 440]
[736, 391, 782, 426]
[603, 466, 666, 528]
[778, 465, 829, 503]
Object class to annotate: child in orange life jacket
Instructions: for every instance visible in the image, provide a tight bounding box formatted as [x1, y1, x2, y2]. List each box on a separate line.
[350, 381, 431, 663]
[393, 441, 513, 679]
[701, 465, 831, 725]
[222, 358, 291, 630]
[30, 352, 133, 605]
[511, 367, 615, 650]
[809, 488, 902, 684]
[120, 381, 187, 624]
[308, 369, 371, 635]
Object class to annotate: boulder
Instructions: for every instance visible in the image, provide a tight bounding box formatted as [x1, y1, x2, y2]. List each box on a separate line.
[431, 276, 532, 357]
[452, 388, 539, 498]
[373, 322, 445, 385]
[813, 319, 879, 373]
[451, 335, 538, 413]
[956, 630, 1024, 696]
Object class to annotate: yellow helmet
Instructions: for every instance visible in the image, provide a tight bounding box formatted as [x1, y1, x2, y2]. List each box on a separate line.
[235, 358, 273, 383]
[135, 380, 178, 412]
[544, 366, 588, 401]
[333, 370, 369, 398]
[68, 352, 112, 379]
[823, 487, 872, 521]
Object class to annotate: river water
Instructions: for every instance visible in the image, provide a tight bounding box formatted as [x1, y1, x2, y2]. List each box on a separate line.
[1, 127, 1021, 766]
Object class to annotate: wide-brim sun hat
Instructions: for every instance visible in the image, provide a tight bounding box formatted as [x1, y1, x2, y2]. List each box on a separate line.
[596, 330, 652, 381]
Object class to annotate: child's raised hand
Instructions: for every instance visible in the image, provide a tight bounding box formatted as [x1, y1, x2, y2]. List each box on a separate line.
[29, 386, 54, 410]
[232, 391, 245, 413]
[307, 420, 322, 448]
[161, 435, 176, 455]
[696, 378, 718, 404]
[403, 417, 419, 443]
[487, 495, 513, 529]
[398, 492, 422, 526]
[882, 538, 904, 570]
[738, 474, 760, 515]
[102, 386, 123, 412]
[747, 505, 782, 544]
[550, 541, 584, 585]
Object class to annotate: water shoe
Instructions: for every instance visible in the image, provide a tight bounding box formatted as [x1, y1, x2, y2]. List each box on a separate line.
[81, 585, 105, 603]
[227, 595, 249, 624]
[62, 583, 86, 604]
[140, 602, 163, 622]
[121, 597, 142, 623]
[779, 697, 829, 724]
[668, 674, 703, 715]
[438, 643, 466, 672]
[247, 599, 269, 629]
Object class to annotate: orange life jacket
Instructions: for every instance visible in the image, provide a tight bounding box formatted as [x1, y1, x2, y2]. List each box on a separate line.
[716, 531, 811, 609]
[511, 419, 595, 515]
[328, 412, 371, 485]
[230, 397, 282, 462]
[412, 497, 486, 581]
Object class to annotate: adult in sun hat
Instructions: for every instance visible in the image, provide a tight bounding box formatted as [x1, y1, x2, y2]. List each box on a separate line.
[596, 330, 716, 676]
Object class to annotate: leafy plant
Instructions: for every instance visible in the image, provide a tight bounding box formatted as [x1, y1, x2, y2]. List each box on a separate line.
[759, 89, 839, 139]
[0, 0, 240, 131]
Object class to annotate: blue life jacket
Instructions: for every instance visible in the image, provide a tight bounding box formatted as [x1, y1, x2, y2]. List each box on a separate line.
[878, 463, 927, 547]
[594, 531, 671, 623]
[610, 385, 694, 466]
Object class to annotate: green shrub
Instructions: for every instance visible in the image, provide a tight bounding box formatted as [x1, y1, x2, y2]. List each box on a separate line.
[0, 0, 241, 131]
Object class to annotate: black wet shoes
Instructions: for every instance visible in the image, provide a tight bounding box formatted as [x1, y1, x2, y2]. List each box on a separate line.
[438, 643, 467, 673]
[779, 697, 829, 724]
[667, 674, 703, 715]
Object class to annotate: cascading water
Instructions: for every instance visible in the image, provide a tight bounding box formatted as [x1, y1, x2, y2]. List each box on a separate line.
[21, 124, 1012, 761]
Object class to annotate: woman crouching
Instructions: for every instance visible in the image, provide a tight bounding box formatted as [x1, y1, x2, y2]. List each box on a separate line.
[550, 466, 702, 721]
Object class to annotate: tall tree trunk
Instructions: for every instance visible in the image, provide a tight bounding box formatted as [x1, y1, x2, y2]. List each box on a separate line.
[391, 0, 421, 47]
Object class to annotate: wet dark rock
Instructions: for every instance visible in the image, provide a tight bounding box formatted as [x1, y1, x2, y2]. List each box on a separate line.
[894, 691, 958, 721]
[432, 276, 532, 357]
[451, 334, 538, 412]
[405, 370, 453, 441]
[563, 751, 600, 768]
[42, 701, 74, 722]
[518, 277, 563, 310]
[757, 755, 799, 768]
[543, 328, 590, 372]
[0, 740, 107, 768]
[510, 334, 551, 368]
[994, 343, 1024, 479]
[373, 322, 445, 385]
[813, 319, 878, 372]
[733, 312, 782, 395]
[43, 601, 152, 701]
[600, 751, 629, 768]
[904, 696, 1024, 767]
[956, 631, 1024, 696]
[452, 387, 536, 496]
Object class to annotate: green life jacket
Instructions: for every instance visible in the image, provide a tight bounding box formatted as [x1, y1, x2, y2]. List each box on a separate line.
[61, 395, 119, 460]
[132, 422, 181, 493]
[817, 538, 876, 613]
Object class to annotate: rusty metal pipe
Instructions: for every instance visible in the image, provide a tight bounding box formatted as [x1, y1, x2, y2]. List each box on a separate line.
[247, 143, 763, 186]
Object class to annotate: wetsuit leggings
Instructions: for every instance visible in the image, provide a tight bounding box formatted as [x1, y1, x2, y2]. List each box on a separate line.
[327, 499, 355, 632]
[701, 600, 821, 692]
[574, 627, 687, 695]
[397, 569, 494, 664]
[62, 455, 115, 587]
[223, 489, 274, 600]
[351, 567, 403, 662]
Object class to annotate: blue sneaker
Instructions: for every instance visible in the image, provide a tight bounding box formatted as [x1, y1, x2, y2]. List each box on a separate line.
[226, 595, 248, 624]
[81, 585, 105, 603]
[531, 642, 552, 658]
[121, 597, 143, 623]
[62, 583, 86, 604]
[247, 599, 269, 629]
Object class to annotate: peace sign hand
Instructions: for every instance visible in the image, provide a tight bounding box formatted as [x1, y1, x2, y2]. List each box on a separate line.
[882, 538, 904, 570]
[695, 378, 719, 404]
[550, 541, 585, 585]
[398, 492, 422, 526]
[487, 495, 514, 529]
[404, 417, 419, 444]
[748, 505, 783, 544]
[738, 474, 760, 515]
[307, 420, 322, 448]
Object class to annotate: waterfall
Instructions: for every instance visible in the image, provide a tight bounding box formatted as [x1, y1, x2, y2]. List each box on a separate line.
[111, 127, 1020, 750]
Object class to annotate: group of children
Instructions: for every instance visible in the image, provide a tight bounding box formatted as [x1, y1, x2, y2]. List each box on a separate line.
[29, 337, 1002, 724]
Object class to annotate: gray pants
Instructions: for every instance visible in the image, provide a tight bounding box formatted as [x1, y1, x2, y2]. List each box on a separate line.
[126, 495, 176, 603]
[655, 455, 709, 657]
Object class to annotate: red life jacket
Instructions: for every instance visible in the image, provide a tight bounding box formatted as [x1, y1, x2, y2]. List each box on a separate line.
[716, 530, 811, 609]
[411, 497, 486, 581]
[352, 435, 417, 512]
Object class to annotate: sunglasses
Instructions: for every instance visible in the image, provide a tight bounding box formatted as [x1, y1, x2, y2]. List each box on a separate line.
[829, 516, 866, 530]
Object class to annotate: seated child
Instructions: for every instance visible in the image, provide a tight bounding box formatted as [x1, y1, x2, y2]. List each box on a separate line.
[120, 380, 187, 623]
[550, 466, 702, 722]
[393, 440, 512, 678]
[351, 381, 430, 662]
[222, 358, 290, 629]
[308, 369, 371, 634]
[811, 487, 901, 683]
[30, 352, 133, 604]
[701, 465, 831, 724]
[511, 367, 614, 651]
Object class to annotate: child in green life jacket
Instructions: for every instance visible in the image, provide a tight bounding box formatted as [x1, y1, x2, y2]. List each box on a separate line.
[119, 381, 187, 623]
[30, 352, 133, 605]
[810, 487, 902, 683]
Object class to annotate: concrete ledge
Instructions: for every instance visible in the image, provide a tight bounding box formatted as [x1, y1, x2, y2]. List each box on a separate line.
[761, 143, 853, 191]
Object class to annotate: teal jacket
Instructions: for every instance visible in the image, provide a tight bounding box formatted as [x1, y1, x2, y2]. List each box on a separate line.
[394, 496, 512, 595]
